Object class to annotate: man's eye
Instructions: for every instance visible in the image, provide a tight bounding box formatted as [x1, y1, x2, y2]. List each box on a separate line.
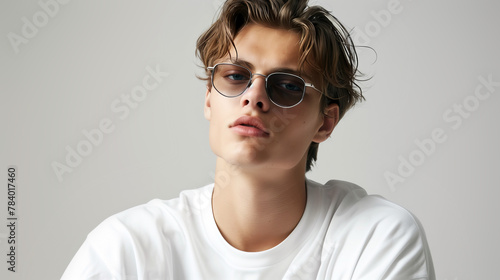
[279, 82, 302, 92]
[227, 74, 247, 81]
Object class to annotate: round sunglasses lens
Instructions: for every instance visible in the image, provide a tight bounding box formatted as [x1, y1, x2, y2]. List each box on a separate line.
[267, 74, 305, 107]
[213, 64, 251, 97]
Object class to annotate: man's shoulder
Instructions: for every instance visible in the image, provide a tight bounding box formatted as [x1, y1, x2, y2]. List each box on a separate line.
[308, 179, 367, 212]
[310, 179, 421, 231]
[62, 185, 215, 279]
[313, 180, 434, 279]
[316, 179, 367, 199]
[93, 184, 214, 236]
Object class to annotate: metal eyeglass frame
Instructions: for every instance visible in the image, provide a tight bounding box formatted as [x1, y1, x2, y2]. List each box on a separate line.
[207, 63, 322, 108]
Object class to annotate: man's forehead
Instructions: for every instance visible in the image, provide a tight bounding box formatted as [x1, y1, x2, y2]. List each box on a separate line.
[228, 25, 301, 68]
[219, 24, 317, 83]
[233, 23, 301, 50]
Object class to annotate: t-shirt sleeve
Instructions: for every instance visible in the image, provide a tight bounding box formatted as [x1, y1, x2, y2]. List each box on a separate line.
[61, 212, 174, 280]
[323, 194, 435, 280]
[61, 217, 136, 280]
[354, 207, 435, 279]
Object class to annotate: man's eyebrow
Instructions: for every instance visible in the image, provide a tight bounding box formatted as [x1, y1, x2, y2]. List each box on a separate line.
[225, 59, 255, 70]
[219, 58, 315, 83]
[228, 58, 309, 77]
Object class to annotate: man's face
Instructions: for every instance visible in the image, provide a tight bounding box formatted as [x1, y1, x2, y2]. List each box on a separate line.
[204, 23, 338, 173]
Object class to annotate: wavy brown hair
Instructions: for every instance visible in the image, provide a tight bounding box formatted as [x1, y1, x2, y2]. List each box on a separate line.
[196, 0, 364, 171]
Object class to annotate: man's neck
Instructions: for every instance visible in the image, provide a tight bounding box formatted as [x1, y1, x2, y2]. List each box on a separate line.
[211, 160, 307, 252]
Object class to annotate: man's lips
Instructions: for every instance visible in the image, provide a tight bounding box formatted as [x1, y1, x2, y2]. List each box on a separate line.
[230, 116, 270, 137]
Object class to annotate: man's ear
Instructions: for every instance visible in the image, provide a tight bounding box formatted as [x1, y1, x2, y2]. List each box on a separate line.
[204, 86, 211, 121]
[312, 103, 339, 143]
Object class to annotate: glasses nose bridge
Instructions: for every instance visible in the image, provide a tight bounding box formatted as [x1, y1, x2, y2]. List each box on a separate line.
[249, 72, 268, 86]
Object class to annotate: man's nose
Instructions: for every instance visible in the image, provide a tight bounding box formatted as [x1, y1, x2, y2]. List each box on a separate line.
[240, 74, 270, 111]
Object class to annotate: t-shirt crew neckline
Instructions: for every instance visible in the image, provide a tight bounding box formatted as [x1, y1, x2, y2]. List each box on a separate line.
[201, 179, 323, 269]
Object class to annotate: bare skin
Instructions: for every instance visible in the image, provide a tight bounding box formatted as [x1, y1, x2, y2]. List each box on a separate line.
[204, 24, 339, 252]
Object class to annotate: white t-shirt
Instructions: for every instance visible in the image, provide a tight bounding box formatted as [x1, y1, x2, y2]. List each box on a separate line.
[62, 179, 435, 280]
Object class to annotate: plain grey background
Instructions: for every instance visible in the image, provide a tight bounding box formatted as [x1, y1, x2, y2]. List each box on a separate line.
[1, 0, 499, 279]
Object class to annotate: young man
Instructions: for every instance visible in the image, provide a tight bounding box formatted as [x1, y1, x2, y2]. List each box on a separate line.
[63, 0, 435, 279]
